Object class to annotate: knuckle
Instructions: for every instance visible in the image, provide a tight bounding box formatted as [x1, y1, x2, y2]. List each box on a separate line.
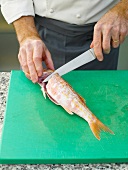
[20, 47, 25, 54]
[31, 73, 36, 78]
[120, 29, 127, 36]
[33, 56, 39, 62]
[104, 24, 112, 32]
[104, 24, 112, 31]
[95, 41, 101, 47]
[94, 23, 102, 31]
[113, 26, 119, 33]
[33, 55, 41, 61]
[34, 40, 42, 48]
[22, 62, 28, 68]
[27, 60, 33, 66]
[26, 43, 32, 50]
[27, 51, 32, 57]
[34, 45, 43, 54]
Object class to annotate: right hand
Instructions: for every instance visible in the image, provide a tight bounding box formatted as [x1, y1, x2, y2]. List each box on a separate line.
[18, 36, 54, 83]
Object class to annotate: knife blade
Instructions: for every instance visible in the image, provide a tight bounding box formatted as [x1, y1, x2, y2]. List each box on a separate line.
[43, 48, 96, 82]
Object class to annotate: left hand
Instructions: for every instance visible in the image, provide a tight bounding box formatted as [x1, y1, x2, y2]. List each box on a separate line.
[90, 1, 128, 61]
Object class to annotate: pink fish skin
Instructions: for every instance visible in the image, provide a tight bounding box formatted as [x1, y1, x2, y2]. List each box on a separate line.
[39, 70, 114, 140]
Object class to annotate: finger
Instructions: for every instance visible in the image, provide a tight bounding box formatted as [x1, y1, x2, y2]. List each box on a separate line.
[93, 24, 103, 61]
[111, 39, 120, 48]
[33, 44, 43, 77]
[44, 48, 55, 70]
[19, 48, 29, 74]
[25, 72, 31, 79]
[26, 47, 38, 83]
[119, 24, 127, 44]
[102, 29, 111, 54]
[120, 35, 125, 44]
[18, 52, 31, 80]
[111, 26, 120, 48]
[18, 52, 22, 66]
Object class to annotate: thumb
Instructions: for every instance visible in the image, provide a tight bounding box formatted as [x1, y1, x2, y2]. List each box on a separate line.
[90, 41, 94, 48]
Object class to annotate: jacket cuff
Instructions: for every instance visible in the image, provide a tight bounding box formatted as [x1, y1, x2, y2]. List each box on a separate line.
[1, 0, 35, 24]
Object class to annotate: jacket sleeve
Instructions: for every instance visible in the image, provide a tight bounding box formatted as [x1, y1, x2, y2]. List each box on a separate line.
[0, 0, 35, 24]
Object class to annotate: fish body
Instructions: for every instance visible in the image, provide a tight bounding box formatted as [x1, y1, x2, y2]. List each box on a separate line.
[38, 70, 114, 140]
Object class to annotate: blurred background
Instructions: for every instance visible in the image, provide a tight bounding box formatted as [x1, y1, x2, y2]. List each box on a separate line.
[0, 10, 128, 71]
[0, 10, 19, 71]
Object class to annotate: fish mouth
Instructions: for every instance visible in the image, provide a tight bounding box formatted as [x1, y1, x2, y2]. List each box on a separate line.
[38, 70, 53, 93]
[38, 69, 53, 83]
[38, 69, 59, 105]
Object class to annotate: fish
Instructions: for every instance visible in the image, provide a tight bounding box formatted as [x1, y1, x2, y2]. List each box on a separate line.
[38, 70, 114, 140]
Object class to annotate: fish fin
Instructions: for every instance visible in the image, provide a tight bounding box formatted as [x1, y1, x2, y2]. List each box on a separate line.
[77, 94, 86, 103]
[62, 106, 74, 115]
[89, 118, 114, 140]
[43, 91, 46, 99]
[41, 87, 46, 99]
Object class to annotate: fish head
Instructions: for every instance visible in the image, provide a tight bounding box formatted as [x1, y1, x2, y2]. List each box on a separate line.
[38, 69, 53, 84]
[38, 69, 53, 94]
[38, 70, 59, 104]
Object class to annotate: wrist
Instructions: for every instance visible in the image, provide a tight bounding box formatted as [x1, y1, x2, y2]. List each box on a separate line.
[13, 16, 41, 44]
[115, 0, 128, 19]
[19, 33, 41, 45]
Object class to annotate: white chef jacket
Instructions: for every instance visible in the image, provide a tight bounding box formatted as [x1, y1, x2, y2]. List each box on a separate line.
[0, 0, 120, 24]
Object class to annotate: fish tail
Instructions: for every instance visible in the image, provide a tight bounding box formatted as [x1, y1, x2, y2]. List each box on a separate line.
[89, 118, 114, 140]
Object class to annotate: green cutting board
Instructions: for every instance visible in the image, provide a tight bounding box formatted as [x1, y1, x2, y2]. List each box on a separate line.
[0, 70, 128, 164]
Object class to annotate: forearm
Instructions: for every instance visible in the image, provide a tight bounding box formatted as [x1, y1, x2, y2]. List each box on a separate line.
[13, 16, 40, 44]
[121, 0, 128, 5]
[115, 0, 128, 19]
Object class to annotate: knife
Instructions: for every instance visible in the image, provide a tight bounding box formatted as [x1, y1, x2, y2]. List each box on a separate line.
[43, 48, 96, 82]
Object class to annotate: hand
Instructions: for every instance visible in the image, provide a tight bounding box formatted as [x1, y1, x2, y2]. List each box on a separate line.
[18, 36, 54, 83]
[90, 1, 128, 61]
[13, 16, 54, 83]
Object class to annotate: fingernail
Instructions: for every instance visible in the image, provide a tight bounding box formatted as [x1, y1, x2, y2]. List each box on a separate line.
[98, 57, 103, 61]
[32, 79, 37, 83]
[38, 72, 42, 77]
[104, 49, 110, 54]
